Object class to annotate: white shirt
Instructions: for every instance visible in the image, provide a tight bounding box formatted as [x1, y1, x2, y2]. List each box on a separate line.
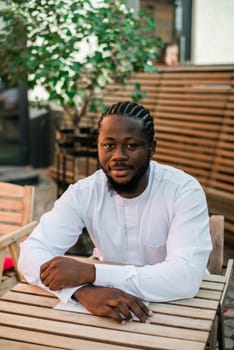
[18, 161, 212, 303]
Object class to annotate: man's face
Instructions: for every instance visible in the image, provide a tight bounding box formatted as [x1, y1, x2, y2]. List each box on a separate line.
[98, 114, 155, 197]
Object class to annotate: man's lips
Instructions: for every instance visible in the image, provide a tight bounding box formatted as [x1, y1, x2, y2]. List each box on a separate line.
[110, 169, 130, 177]
[109, 165, 132, 176]
[110, 166, 129, 170]
[109, 164, 132, 170]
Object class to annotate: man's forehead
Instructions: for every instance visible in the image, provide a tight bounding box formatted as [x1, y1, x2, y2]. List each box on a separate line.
[99, 116, 147, 142]
[100, 114, 144, 128]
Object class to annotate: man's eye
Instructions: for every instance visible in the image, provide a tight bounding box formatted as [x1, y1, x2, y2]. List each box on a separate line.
[103, 143, 115, 150]
[126, 144, 137, 150]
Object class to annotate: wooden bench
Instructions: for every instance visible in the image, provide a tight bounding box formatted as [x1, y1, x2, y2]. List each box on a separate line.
[49, 65, 234, 243]
[97, 65, 234, 244]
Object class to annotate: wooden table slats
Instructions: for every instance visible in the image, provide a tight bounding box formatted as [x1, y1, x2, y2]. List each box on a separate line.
[168, 297, 219, 310]
[0, 311, 205, 350]
[0, 272, 226, 350]
[12, 282, 56, 296]
[0, 325, 135, 350]
[0, 337, 61, 350]
[1, 290, 57, 308]
[195, 289, 222, 300]
[0, 299, 208, 340]
[200, 281, 224, 291]
[149, 303, 215, 319]
[203, 274, 225, 283]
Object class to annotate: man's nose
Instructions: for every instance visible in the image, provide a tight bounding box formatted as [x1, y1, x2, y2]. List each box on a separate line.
[112, 145, 128, 159]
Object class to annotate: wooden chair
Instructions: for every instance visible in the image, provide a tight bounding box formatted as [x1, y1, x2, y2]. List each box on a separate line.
[207, 215, 234, 350]
[0, 181, 37, 293]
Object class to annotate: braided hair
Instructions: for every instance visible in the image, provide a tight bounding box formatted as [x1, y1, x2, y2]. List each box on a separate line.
[98, 101, 155, 144]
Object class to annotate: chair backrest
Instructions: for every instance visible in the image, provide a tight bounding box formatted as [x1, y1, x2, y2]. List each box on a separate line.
[207, 215, 233, 349]
[0, 182, 35, 293]
[208, 215, 224, 275]
[0, 181, 34, 235]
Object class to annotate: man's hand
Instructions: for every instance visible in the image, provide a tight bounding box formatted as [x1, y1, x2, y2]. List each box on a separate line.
[40, 256, 95, 290]
[73, 285, 153, 324]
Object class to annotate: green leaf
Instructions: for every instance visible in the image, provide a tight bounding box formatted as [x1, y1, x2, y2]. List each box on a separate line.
[66, 29, 72, 37]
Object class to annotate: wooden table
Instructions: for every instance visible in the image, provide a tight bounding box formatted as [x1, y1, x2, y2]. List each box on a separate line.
[0, 274, 225, 350]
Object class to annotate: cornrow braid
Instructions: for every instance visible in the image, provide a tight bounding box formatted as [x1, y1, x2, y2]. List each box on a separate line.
[98, 101, 155, 143]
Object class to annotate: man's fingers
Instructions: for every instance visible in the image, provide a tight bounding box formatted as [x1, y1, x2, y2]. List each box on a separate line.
[40, 267, 53, 283]
[135, 298, 153, 317]
[40, 270, 48, 282]
[113, 302, 133, 322]
[129, 298, 153, 322]
[108, 298, 150, 323]
[43, 275, 62, 290]
[40, 259, 54, 282]
[129, 303, 150, 323]
[105, 307, 129, 324]
[40, 256, 62, 274]
[40, 259, 53, 274]
[40, 257, 61, 283]
[43, 274, 53, 287]
[47, 281, 63, 291]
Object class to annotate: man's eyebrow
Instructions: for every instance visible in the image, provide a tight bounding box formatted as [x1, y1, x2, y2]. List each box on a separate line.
[101, 137, 115, 140]
[101, 137, 137, 141]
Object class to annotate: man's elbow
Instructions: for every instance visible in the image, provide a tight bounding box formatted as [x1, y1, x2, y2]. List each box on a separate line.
[18, 252, 30, 282]
[180, 283, 200, 299]
[165, 264, 204, 301]
[175, 271, 203, 300]
[18, 246, 39, 286]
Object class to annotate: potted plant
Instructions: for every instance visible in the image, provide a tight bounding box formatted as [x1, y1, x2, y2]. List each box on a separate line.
[0, 0, 162, 131]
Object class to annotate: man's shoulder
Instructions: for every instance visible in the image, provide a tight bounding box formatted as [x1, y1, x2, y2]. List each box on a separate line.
[151, 161, 201, 189]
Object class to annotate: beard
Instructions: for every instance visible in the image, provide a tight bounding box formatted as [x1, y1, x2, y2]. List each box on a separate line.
[100, 152, 151, 195]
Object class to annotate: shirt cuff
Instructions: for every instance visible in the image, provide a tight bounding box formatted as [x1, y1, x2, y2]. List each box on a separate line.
[94, 263, 136, 289]
[38, 280, 82, 304]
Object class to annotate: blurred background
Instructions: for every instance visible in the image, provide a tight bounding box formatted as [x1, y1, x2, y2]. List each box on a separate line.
[0, 0, 233, 168]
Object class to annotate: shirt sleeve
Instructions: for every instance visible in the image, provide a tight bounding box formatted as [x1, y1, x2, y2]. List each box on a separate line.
[94, 185, 212, 302]
[18, 184, 86, 303]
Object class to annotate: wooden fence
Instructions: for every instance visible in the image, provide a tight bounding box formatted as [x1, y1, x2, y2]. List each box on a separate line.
[50, 65, 234, 243]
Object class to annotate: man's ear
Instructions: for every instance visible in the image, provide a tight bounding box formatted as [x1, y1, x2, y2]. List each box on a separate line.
[150, 139, 157, 157]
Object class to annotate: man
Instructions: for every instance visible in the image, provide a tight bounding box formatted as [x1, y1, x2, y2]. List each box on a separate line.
[18, 101, 212, 324]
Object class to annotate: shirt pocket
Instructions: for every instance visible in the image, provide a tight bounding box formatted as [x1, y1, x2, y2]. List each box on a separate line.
[143, 242, 167, 265]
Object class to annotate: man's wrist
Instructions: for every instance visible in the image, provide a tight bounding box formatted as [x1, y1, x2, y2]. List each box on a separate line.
[89, 264, 96, 283]
[71, 263, 96, 301]
[72, 285, 88, 301]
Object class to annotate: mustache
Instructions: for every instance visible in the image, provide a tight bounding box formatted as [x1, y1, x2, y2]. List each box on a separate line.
[110, 163, 133, 170]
